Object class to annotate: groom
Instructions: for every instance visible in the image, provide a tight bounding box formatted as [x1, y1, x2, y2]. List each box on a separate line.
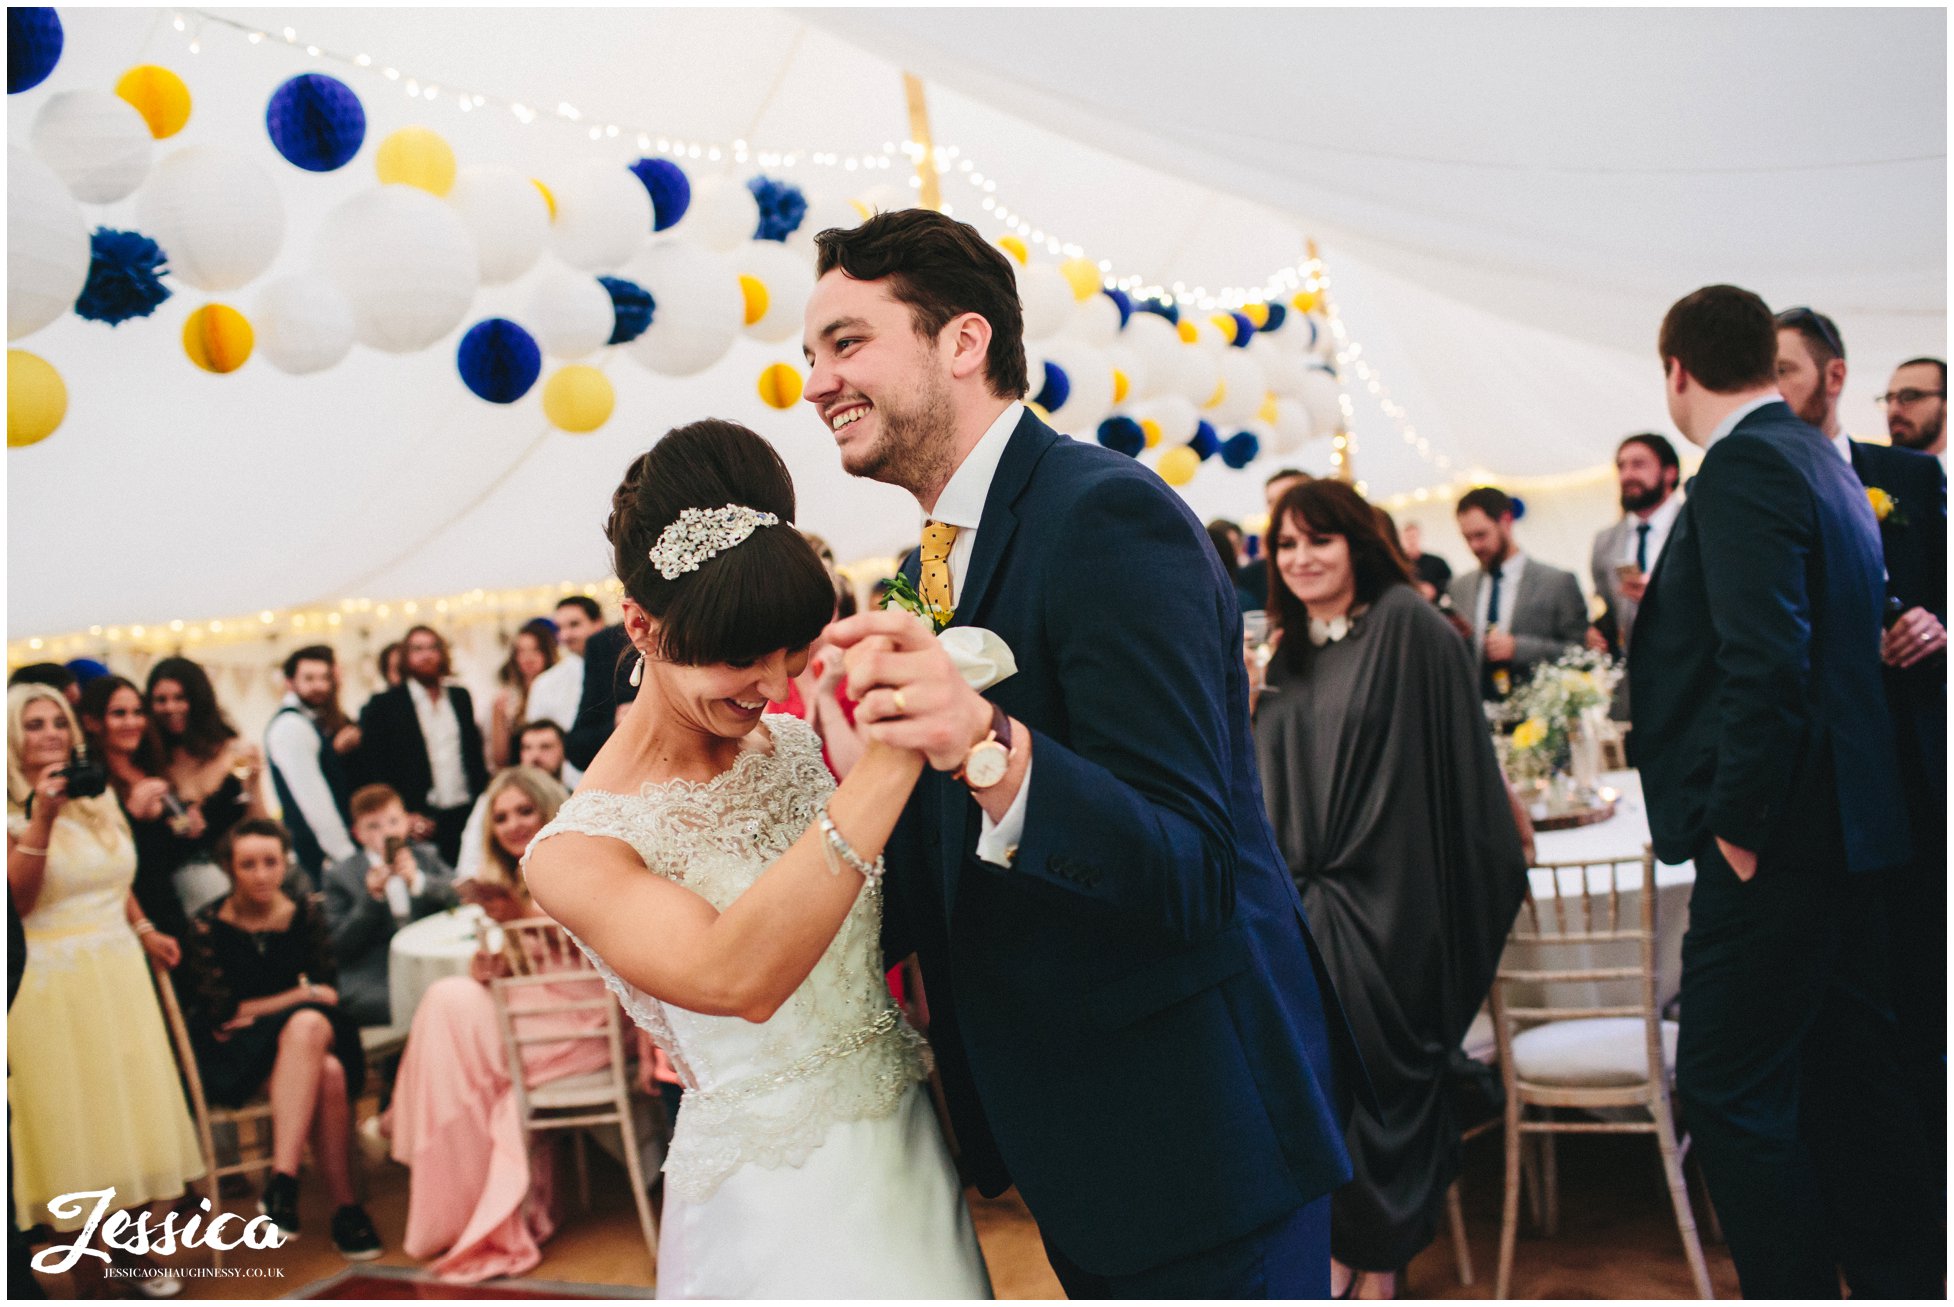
[811, 210, 1360, 1298]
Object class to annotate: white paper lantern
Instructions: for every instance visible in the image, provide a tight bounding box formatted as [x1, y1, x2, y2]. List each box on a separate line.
[526, 267, 614, 359]
[1041, 343, 1117, 435]
[1269, 397, 1315, 454]
[8, 146, 91, 341]
[1175, 341, 1223, 409]
[624, 239, 742, 376]
[549, 162, 652, 272]
[1133, 394, 1200, 446]
[1211, 349, 1268, 425]
[1103, 341, 1145, 405]
[447, 166, 550, 286]
[1299, 366, 1344, 437]
[787, 188, 865, 252]
[31, 90, 153, 205]
[1249, 332, 1307, 398]
[314, 185, 479, 354]
[1122, 312, 1181, 399]
[137, 146, 286, 293]
[252, 274, 356, 375]
[733, 240, 815, 344]
[680, 176, 761, 253]
[1017, 262, 1075, 343]
[1306, 314, 1336, 360]
[1068, 291, 1123, 349]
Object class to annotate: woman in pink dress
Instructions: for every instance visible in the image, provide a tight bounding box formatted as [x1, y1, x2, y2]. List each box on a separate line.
[386, 766, 612, 1282]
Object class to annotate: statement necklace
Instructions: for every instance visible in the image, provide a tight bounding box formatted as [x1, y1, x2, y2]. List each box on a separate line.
[1306, 603, 1370, 646]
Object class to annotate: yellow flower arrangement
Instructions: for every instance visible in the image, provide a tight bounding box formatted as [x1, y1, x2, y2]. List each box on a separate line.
[1867, 486, 1899, 524]
[1511, 718, 1548, 751]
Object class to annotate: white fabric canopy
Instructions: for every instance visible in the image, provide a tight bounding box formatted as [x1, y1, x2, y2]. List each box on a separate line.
[8, 6, 1944, 639]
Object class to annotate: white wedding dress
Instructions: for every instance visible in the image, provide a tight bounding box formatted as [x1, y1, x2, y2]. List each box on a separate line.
[532, 714, 992, 1300]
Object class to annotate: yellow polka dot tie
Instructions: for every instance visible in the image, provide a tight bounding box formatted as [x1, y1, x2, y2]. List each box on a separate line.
[920, 520, 959, 623]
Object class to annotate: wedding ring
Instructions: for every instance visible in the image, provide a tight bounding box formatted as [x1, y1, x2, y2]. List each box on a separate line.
[892, 688, 908, 714]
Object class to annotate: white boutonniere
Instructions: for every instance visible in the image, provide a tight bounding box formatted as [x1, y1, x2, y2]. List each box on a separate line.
[939, 626, 1017, 693]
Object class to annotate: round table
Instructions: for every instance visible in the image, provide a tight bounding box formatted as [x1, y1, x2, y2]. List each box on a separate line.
[388, 904, 489, 1031]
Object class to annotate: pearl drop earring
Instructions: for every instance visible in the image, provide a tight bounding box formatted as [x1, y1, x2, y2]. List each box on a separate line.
[629, 654, 645, 688]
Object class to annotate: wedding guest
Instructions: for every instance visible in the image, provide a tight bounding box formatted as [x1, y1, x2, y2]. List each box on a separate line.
[322, 785, 459, 1027]
[386, 767, 616, 1283]
[1882, 356, 1946, 462]
[7, 663, 79, 707]
[1588, 434, 1682, 722]
[455, 721, 568, 882]
[355, 625, 488, 866]
[802, 531, 859, 618]
[1239, 466, 1312, 602]
[266, 647, 359, 888]
[147, 657, 269, 910]
[1250, 481, 1527, 1298]
[376, 641, 405, 691]
[487, 620, 558, 772]
[1208, 518, 1262, 616]
[7, 684, 205, 1263]
[1447, 486, 1588, 700]
[79, 675, 202, 944]
[525, 597, 602, 786]
[179, 819, 379, 1258]
[1398, 520, 1453, 602]
[1634, 284, 1938, 1297]
[1776, 307, 1948, 1171]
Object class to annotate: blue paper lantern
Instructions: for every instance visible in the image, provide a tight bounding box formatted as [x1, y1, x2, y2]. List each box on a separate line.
[457, 318, 541, 404]
[1136, 297, 1179, 326]
[1221, 430, 1261, 469]
[1509, 496, 1527, 521]
[598, 275, 655, 345]
[266, 74, 366, 172]
[1260, 301, 1287, 333]
[76, 228, 172, 326]
[629, 158, 690, 231]
[65, 658, 110, 685]
[1296, 314, 1319, 351]
[1226, 312, 1255, 347]
[1033, 360, 1071, 413]
[1103, 288, 1134, 330]
[1190, 420, 1220, 461]
[1096, 416, 1146, 458]
[747, 175, 807, 242]
[8, 8, 63, 94]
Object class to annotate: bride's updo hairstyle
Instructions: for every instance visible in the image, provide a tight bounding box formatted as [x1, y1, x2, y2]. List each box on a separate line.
[606, 419, 836, 667]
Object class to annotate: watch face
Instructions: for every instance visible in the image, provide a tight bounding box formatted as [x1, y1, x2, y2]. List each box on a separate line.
[965, 741, 1009, 788]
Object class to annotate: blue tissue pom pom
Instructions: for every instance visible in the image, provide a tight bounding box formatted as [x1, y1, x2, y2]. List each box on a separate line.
[1190, 420, 1220, 460]
[1033, 360, 1071, 413]
[599, 276, 655, 345]
[76, 228, 172, 326]
[457, 318, 542, 404]
[1260, 301, 1287, 333]
[1221, 430, 1261, 469]
[8, 8, 63, 94]
[1096, 416, 1146, 457]
[747, 175, 807, 242]
[1103, 288, 1133, 329]
[1136, 297, 1180, 326]
[266, 74, 366, 172]
[1509, 496, 1527, 521]
[1226, 312, 1255, 347]
[629, 158, 691, 231]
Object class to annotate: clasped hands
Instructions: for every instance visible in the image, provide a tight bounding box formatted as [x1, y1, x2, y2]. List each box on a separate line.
[1882, 607, 1947, 669]
[823, 611, 992, 771]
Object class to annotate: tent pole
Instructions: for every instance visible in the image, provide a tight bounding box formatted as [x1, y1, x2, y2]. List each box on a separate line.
[902, 73, 943, 212]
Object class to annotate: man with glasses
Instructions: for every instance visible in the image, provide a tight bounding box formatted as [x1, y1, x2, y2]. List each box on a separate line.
[1879, 357, 1945, 462]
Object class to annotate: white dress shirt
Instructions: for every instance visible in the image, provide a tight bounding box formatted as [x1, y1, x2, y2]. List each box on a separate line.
[1474, 552, 1528, 641]
[409, 681, 471, 809]
[524, 652, 586, 787]
[1704, 392, 1783, 449]
[1622, 491, 1684, 574]
[263, 691, 356, 864]
[927, 400, 1029, 867]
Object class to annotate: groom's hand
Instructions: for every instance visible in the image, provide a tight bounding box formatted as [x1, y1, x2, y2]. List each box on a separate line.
[826, 611, 992, 771]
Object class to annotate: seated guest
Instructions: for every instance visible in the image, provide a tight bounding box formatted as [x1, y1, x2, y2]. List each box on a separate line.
[1448, 485, 1589, 700]
[455, 722, 569, 882]
[1251, 481, 1528, 1297]
[323, 785, 460, 1028]
[180, 819, 379, 1259]
[387, 767, 620, 1283]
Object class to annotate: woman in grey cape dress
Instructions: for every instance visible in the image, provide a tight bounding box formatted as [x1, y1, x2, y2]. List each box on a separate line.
[1250, 479, 1529, 1299]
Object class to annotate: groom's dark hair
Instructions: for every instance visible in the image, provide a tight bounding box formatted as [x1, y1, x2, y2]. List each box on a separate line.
[814, 210, 1030, 401]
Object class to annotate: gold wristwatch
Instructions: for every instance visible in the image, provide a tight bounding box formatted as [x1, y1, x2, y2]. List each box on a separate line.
[954, 703, 1013, 790]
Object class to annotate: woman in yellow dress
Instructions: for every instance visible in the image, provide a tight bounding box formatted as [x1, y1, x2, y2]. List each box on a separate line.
[7, 683, 205, 1257]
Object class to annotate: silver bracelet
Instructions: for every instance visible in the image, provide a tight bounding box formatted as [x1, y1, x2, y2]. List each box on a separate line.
[134, 919, 157, 936]
[816, 806, 884, 882]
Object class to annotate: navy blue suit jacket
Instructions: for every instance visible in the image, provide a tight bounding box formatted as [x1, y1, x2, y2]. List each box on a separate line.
[1630, 403, 1909, 873]
[882, 410, 1359, 1277]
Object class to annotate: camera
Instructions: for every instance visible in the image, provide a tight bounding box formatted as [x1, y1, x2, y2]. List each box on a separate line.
[56, 745, 109, 800]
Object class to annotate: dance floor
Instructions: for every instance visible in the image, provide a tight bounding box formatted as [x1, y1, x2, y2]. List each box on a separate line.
[26, 1126, 1739, 1298]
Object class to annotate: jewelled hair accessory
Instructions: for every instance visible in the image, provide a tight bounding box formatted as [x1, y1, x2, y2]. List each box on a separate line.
[648, 505, 780, 580]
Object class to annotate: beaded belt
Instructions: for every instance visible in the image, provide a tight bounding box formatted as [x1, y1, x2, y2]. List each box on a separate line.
[685, 1007, 911, 1109]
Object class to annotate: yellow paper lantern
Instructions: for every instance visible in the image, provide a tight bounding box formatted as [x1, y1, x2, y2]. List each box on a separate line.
[1176, 319, 1200, 345]
[8, 349, 67, 448]
[738, 274, 770, 327]
[1024, 398, 1050, 424]
[1257, 392, 1280, 424]
[532, 178, 557, 220]
[1139, 417, 1162, 448]
[1111, 368, 1130, 405]
[1292, 290, 1321, 314]
[756, 362, 803, 409]
[1210, 314, 1242, 345]
[1205, 378, 1228, 409]
[183, 304, 254, 373]
[114, 65, 191, 139]
[541, 365, 614, 433]
[996, 235, 1029, 266]
[376, 127, 457, 196]
[1241, 303, 1270, 329]
[1157, 445, 1200, 486]
[1059, 257, 1100, 302]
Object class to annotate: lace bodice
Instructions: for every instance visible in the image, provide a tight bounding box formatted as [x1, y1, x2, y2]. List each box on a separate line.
[529, 714, 929, 1202]
[8, 803, 142, 968]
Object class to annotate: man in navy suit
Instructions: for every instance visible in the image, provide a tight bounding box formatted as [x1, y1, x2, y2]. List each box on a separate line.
[1774, 306, 1947, 1181]
[1633, 285, 1939, 1298]
[808, 210, 1359, 1298]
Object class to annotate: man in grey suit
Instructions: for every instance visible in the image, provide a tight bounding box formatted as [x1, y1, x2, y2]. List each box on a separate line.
[1589, 434, 1684, 721]
[1449, 486, 1589, 700]
[323, 782, 460, 1027]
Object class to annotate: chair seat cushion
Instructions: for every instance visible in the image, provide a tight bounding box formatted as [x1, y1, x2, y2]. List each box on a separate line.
[1462, 1009, 1497, 1064]
[1509, 1017, 1677, 1087]
[528, 1069, 622, 1110]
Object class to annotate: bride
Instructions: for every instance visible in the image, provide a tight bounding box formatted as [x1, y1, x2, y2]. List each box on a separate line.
[523, 418, 991, 1299]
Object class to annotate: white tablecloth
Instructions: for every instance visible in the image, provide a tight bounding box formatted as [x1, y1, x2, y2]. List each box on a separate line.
[388, 904, 488, 1030]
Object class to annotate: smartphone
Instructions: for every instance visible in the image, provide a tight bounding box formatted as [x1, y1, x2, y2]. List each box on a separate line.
[383, 835, 408, 862]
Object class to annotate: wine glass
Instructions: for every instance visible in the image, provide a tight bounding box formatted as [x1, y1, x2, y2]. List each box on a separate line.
[230, 745, 260, 804]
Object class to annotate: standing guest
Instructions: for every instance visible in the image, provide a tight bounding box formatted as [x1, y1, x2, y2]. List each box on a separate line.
[1881, 356, 1946, 463]
[1588, 434, 1683, 721]
[565, 622, 637, 772]
[386, 767, 613, 1283]
[1238, 466, 1313, 603]
[1251, 481, 1527, 1298]
[1447, 486, 1588, 700]
[1207, 518, 1262, 617]
[487, 620, 559, 772]
[454, 721, 568, 882]
[1398, 521, 1453, 602]
[7, 684, 205, 1262]
[1775, 308, 1948, 1171]
[356, 625, 488, 866]
[802, 531, 860, 618]
[147, 657, 270, 909]
[7, 663, 79, 708]
[266, 647, 359, 889]
[376, 642, 405, 692]
[179, 819, 379, 1258]
[1633, 284, 1938, 1298]
[525, 597, 602, 786]
[322, 785, 459, 1028]
[79, 675, 203, 944]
